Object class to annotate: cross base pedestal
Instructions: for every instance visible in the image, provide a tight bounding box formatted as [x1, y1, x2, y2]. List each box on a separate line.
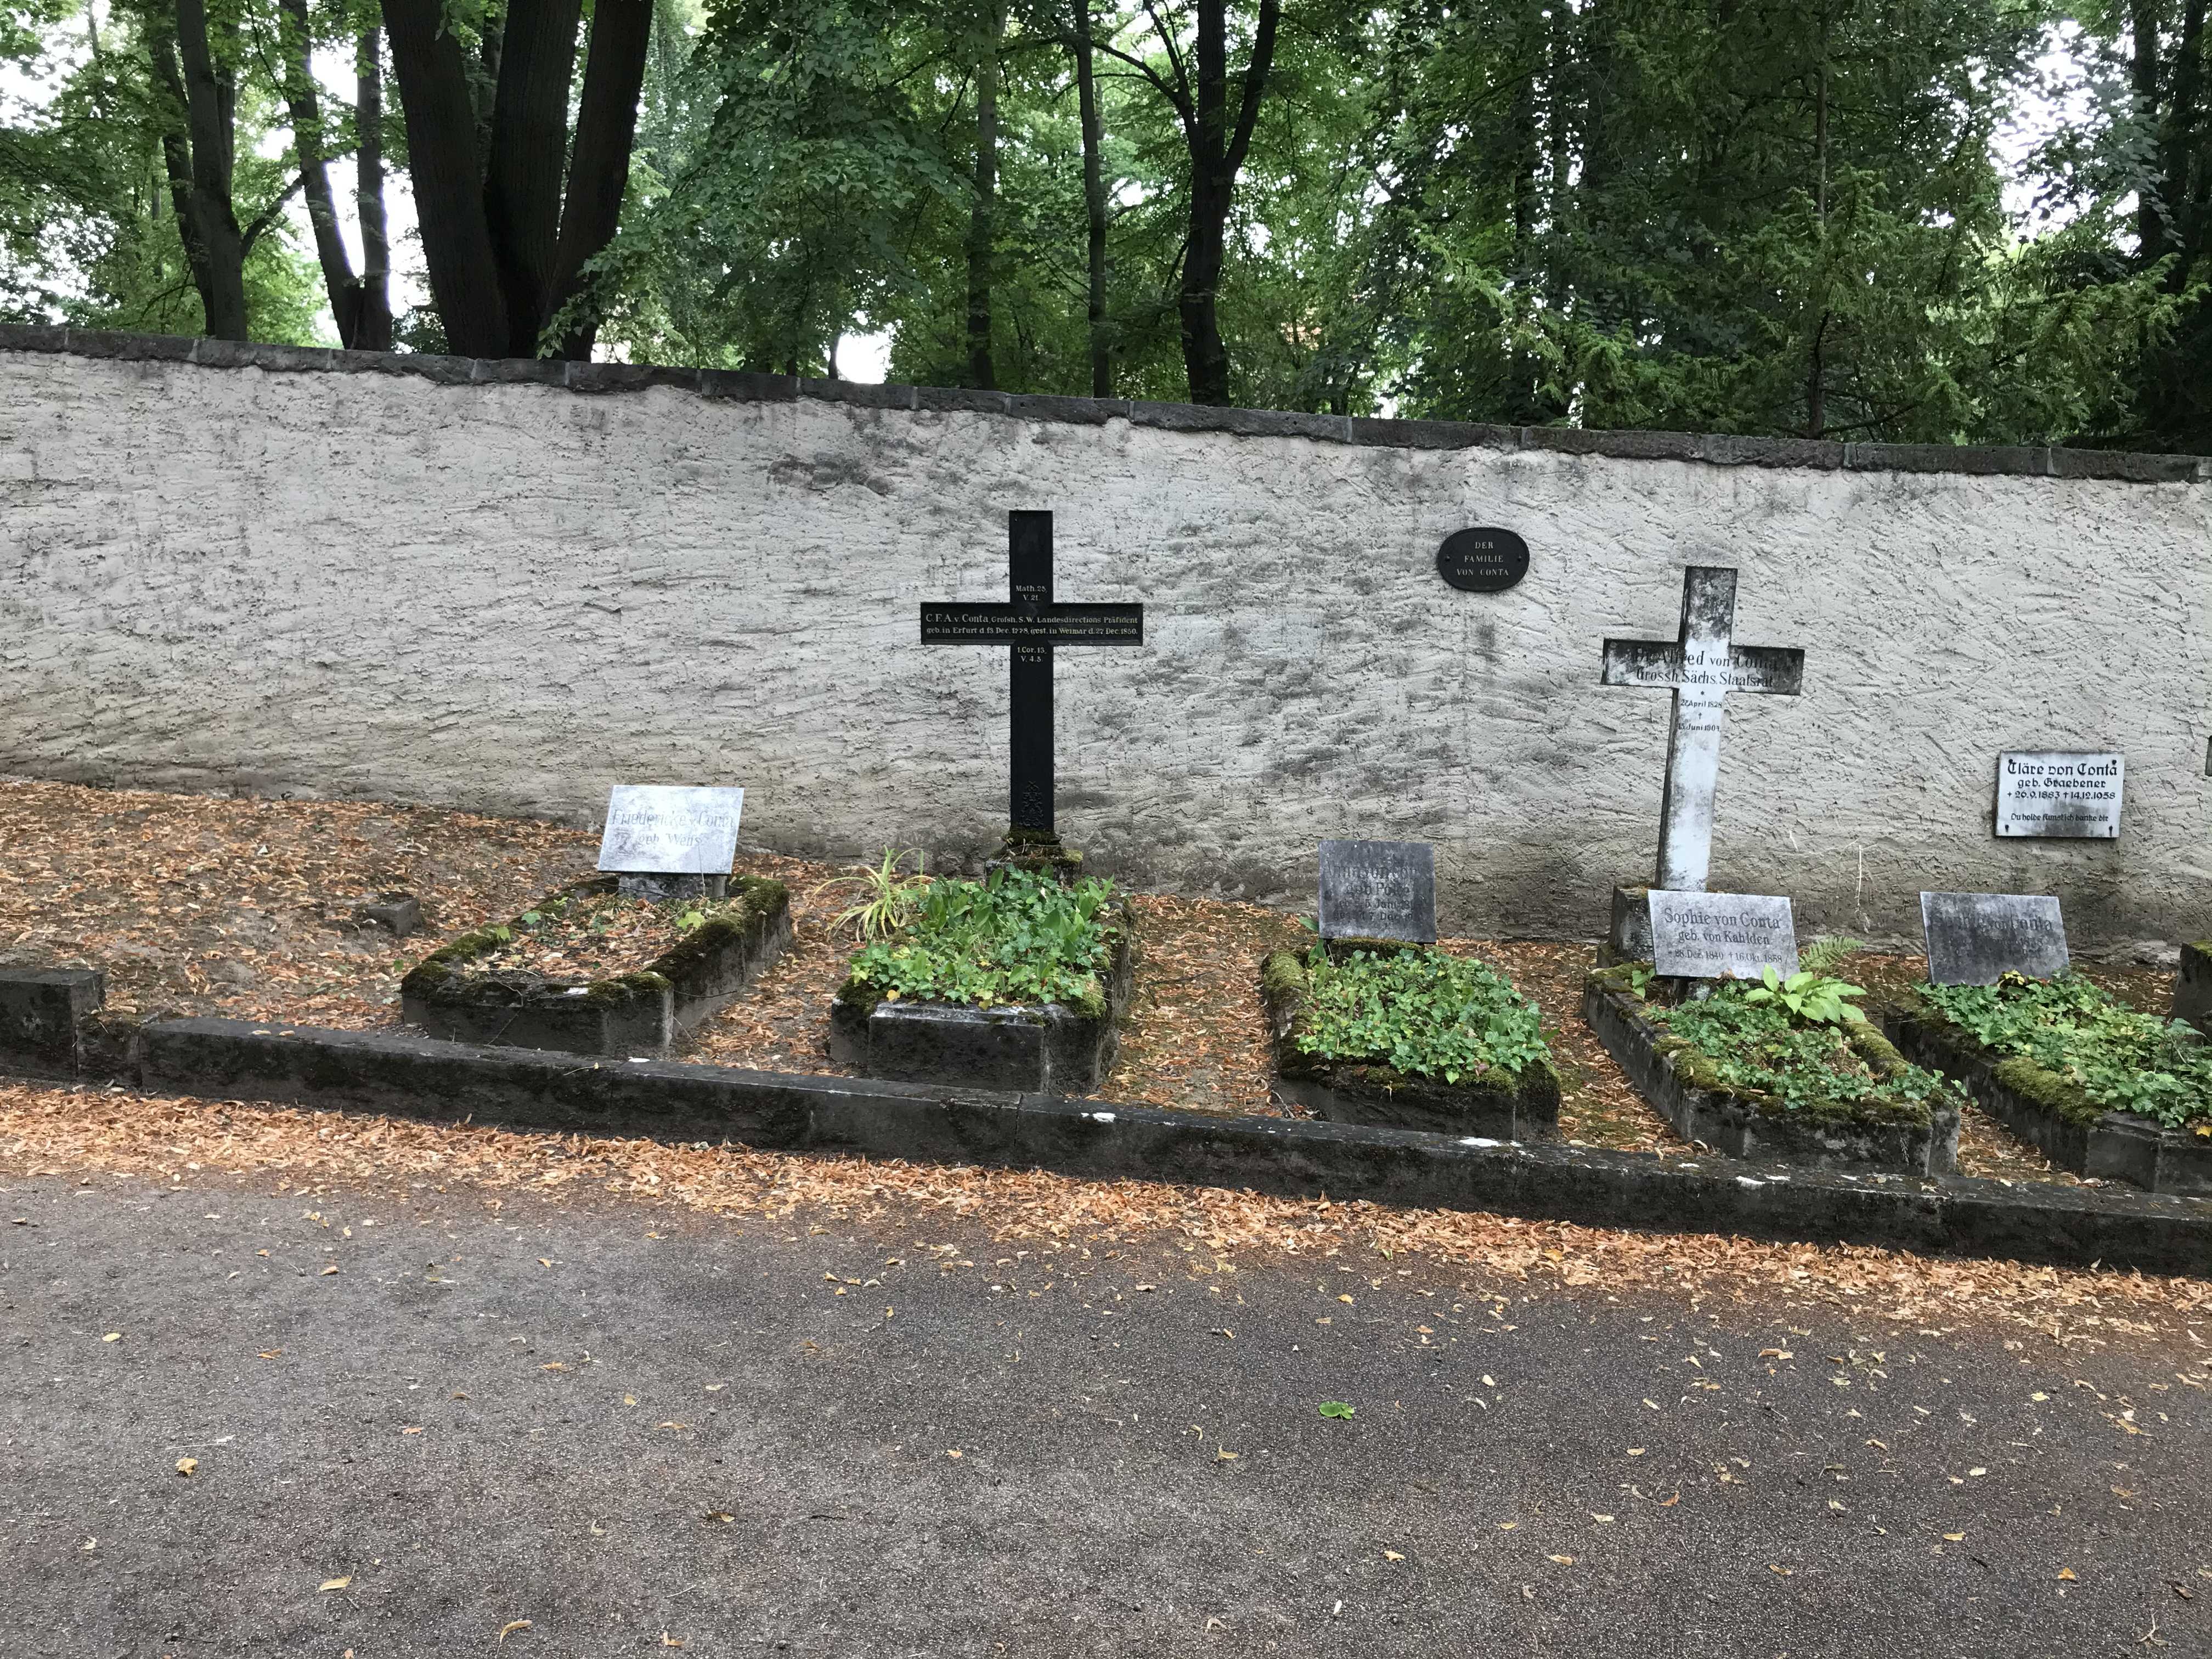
[985, 829, 1086, 887]
[1598, 884, 1654, 967]
[618, 873, 730, 901]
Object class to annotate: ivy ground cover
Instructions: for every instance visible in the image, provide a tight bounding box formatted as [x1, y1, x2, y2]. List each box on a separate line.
[1604, 965, 1965, 1135]
[1914, 972, 2212, 1132]
[838, 868, 1125, 1017]
[1276, 945, 1551, 1088]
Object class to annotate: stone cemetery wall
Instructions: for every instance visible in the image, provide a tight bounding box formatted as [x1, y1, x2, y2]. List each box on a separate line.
[3, 328, 2209, 947]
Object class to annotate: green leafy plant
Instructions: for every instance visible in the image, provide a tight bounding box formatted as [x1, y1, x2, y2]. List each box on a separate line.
[1293, 946, 1549, 1085]
[1318, 1401, 1356, 1419]
[1741, 964, 1869, 1025]
[1920, 972, 2212, 1130]
[1798, 935, 1865, 977]
[846, 867, 1120, 1012]
[1643, 977, 1959, 1124]
[811, 847, 929, 941]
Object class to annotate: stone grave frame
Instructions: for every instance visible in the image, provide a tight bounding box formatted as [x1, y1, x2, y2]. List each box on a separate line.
[400, 873, 792, 1058]
[826, 901, 1138, 1093]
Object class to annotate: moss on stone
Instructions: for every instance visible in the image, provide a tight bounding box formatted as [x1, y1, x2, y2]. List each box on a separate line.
[1989, 1054, 2102, 1126]
[1260, 950, 1308, 1003]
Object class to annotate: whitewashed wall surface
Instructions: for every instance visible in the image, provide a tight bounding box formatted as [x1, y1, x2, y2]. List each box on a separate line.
[3, 329, 2208, 946]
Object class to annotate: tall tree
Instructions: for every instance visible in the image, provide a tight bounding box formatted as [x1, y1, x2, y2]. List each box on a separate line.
[381, 0, 654, 357]
[966, 0, 1004, 387]
[1103, 0, 1281, 403]
[275, 0, 390, 348]
[144, 0, 249, 337]
[1070, 0, 1110, 395]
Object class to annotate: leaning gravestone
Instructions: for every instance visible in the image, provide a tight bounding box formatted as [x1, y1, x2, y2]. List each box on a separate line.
[1318, 840, 1437, 944]
[1647, 890, 1798, 980]
[599, 785, 745, 900]
[1920, 891, 2069, 985]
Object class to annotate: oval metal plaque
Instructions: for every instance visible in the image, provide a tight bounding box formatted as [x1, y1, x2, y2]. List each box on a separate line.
[1436, 527, 1530, 593]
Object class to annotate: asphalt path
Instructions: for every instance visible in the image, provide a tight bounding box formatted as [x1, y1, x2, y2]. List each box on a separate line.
[4, 1171, 2209, 1657]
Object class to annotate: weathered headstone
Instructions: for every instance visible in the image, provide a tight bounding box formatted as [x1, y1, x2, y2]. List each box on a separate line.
[1920, 891, 2069, 985]
[1435, 527, 1529, 593]
[1994, 752, 2124, 839]
[1647, 889, 1799, 981]
[597, 785, 745, 900]
[920, 510, 1145, 839]
[1600, 567, 1805, 894]
[1318, 840, 1437, 944]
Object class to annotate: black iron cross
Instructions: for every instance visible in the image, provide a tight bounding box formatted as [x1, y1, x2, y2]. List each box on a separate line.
[919, 510, 1144, 836]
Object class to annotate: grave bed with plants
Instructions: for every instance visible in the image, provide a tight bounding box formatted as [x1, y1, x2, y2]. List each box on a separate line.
[827, 864, 1135, 1093]
[399, 874, 792, 1058]
[1260, 941, 1561, 1137]
[1883, 971, 2212, 1194]
[1583, 947, 1963, 1175]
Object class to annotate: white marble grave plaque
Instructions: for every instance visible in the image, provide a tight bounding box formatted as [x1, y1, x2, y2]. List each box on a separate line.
[1920, 891, 2069, 985]
[596, 786, 744, 875]
[1317, 840, 1437, 943]
[1647, 889, 1798, 980]
[1994, 752, 2123, 839]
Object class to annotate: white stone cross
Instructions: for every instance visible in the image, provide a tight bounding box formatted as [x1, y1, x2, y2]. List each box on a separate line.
[1600, 566, 1804, 893]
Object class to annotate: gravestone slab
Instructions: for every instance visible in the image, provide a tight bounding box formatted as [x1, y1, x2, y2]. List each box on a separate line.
[1435, 527, 1530, 593]
[1318, 840, 1437, 944]
[1920, 891, 2069, 985]
[1647, 890, 1798, 980]
[597, 786, 744, 877]
[1994, 752, 2124, 839]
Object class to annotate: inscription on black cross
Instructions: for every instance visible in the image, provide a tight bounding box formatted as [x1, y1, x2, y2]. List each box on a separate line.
[919, 510, 1144, 836]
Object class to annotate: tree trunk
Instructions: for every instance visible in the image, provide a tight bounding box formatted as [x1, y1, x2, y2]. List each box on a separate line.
[549, 0, 654, 358]
[1073, 0, 1110, 397]
[1506, 0, 1541, 421]
[383, 0, 510, 354]
[484, 0, 585, 354]
[965, 1, 1003, 389]
[1807, 15, 1829, 437]
[2132, 0, 2169, 262]
[148, 0, 249, 338]
[356, 26, 393, 351]
[276, 0, 367, 345]
[1176, 0, 1278, 405]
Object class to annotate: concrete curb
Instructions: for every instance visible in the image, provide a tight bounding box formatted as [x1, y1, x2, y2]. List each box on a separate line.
[3, 322, 2204, 484]
[78, 1014, 2212, 1276]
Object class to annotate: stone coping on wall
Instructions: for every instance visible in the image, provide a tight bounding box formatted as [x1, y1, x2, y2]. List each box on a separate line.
[3, 321, 2204, 486]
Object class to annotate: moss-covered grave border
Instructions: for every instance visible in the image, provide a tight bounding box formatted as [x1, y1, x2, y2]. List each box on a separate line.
[1883, 986, 2212, 1195]
[1261, 945, 1562, 1138]
[399, 873, 791, 1058]
[1582, 964, 1961, 1175]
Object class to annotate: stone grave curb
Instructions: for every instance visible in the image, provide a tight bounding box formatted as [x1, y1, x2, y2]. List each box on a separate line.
[1259, 950, 1562, 1138]
[398, 876, 792, 1059]
[1581, 969, 1962, 1177]
[2176, 942, 2212, 1038]
[825, 906, 1136, 1092]
[4, 322, 2207, 484]
[1882, 1004, 2212, 1197]
[0, 1012, 2181, 1274]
